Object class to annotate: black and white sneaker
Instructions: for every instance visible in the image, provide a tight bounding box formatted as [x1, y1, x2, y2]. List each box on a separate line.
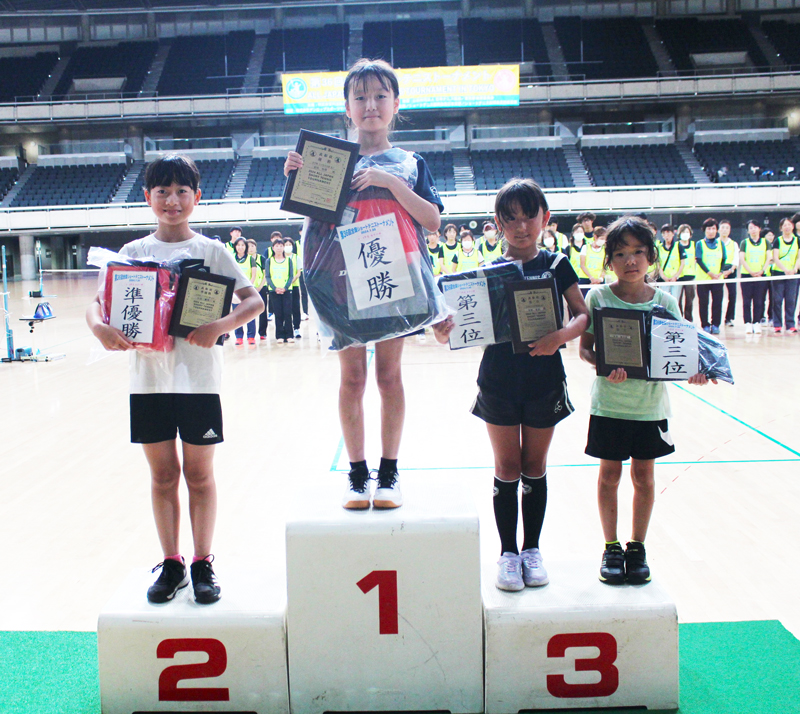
[191, 556, 221, 604]
[624, 541, 652, 585]
[373, 467, 402, 509]
[147, 559, 189, 603]
[342, 467, 371, 510]
[599, 543, 625, 585]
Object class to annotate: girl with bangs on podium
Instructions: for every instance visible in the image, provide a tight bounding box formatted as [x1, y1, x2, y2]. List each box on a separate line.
[284, 58, 444, 511]
[435, 178, 590, 592]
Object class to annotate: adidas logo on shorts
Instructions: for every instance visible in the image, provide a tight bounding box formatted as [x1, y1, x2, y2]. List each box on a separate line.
[203, 429, 218, 439]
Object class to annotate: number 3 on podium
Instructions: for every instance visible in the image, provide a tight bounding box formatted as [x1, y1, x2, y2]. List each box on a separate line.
[357, 570, 398, 635]
[546, 632, 619, 698]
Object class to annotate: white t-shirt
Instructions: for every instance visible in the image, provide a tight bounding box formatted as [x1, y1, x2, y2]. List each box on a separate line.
[118, 233, 252, 395]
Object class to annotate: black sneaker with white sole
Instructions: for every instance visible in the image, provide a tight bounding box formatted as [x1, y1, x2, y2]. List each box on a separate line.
[147, 559, 189, 603]
[599, 543, 625, 585]
[624, 541, 652, 584]
[191, 556, 221, 604]
[373, 467, 402, 509]
[342, 466, 371, 509]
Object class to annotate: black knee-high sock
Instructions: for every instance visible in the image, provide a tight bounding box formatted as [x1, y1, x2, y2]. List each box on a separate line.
[521, 472, 547, 551]
[493, 477, 519, 555]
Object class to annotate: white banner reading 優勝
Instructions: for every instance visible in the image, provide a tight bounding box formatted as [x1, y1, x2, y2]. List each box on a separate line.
[337, 213, 414, 311]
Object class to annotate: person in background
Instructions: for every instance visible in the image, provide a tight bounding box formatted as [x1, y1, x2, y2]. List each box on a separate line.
[426, 228, 444, 276]
[480, 222, 504, 264]
[675, 224, 696, 323]
[265, 238, 295, 343]
[541, 228, 559, 252]
[657, 224, 685, 301]
[769, 217, 799, 334]
[245, 239, 266, 341]
[577, 211, 596, 240]
[762, 227, 775, 326]
[441, 223, 460, 274]
[695, 218, 728, 335]
[547, 218, 569, 253]
[739, 219, 769, 335]
[580, 225, 607, 293]
[232, 238, 258, 345]
[718, 220, 738, 327]
[567, 223, 590, 295]
[224, 226, 242, 255]
[285, 237, 302, 340]
[452, 230, 483, 272]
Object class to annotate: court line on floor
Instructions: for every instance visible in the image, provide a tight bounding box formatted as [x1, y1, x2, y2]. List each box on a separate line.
[331, 457, 800, 473]
[672, 383, 800, 457]
[329, 348, 375, 472]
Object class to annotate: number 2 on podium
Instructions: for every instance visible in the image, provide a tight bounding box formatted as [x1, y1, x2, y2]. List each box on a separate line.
[157, 638, 230, 702]
[357, 570, 398, 635]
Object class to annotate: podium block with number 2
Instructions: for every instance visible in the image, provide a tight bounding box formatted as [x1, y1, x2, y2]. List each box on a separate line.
[98, 567, 289, 714]
[286, 483, 483, 714]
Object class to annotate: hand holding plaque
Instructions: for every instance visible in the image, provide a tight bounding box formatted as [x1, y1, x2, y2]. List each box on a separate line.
[505, 278, 562, 354]
[593, 307, 648, 379]
[169, 268, 235, 346]
[281, 129, 360, 225]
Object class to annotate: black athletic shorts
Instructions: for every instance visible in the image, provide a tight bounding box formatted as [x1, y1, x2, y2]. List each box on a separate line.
[130, 393, 224, 446]
[470, 383, 574, 429]
[585, 415, 675, 461]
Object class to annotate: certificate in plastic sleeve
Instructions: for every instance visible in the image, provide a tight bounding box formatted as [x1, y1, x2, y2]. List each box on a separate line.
[594, 307, 648, 379]
[169, 268, 235, 346]
[281, 129, 360, 225]
[506, 278, 562, 354]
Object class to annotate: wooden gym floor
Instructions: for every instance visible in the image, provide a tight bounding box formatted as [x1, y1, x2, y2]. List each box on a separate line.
[0, 274, 798, 638]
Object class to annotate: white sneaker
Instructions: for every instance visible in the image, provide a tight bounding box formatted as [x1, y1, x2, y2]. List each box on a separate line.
[754, 323, 762, 334]
[342, 470, 371, 510]
[520, 548, 549, 587]
[373, 469, 402, 509]
[496, 552, 524, 591]
[744, 323, 753, 334]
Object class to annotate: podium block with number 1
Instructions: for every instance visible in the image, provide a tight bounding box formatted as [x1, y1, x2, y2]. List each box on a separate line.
[286, 478, 483, 714]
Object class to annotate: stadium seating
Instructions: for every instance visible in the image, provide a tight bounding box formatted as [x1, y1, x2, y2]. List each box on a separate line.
[195, 159, 235, 200]
[693, 140, 800, 183]
[0, 167, 19, 202]
[471, 148, 574, 190]
[11, 163, 127, 207]
[362, 20, 447, 69]
[51, 41, 159, 99]
[761, 20, 800, 67]
[581, 145, 695, 186]
[242, 157, 287, 199]
[157, 31, 255, 97]
[124, 164, 147, 203]
[418, 151, 456, 193]
[654, 18, 769, 72]
[458, 18, 551, 78]
[554, 17, 659, 80]
[0, 52, 59, 102]
[259, 24, 349, 91]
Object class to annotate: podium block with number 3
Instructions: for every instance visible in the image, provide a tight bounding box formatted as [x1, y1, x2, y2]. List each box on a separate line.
[286, 480, 483, 714]
[483, 560, 679, 712]
[98, 567, 289, 714]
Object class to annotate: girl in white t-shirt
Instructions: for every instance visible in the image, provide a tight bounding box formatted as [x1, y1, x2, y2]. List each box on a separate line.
[87, 154, 263, 606]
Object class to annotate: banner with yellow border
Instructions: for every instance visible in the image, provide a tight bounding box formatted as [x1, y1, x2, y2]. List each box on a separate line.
[282, 65, 520, 115]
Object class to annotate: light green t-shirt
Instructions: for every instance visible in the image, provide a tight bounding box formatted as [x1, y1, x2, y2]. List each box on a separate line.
[586, 284, 681, 421]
